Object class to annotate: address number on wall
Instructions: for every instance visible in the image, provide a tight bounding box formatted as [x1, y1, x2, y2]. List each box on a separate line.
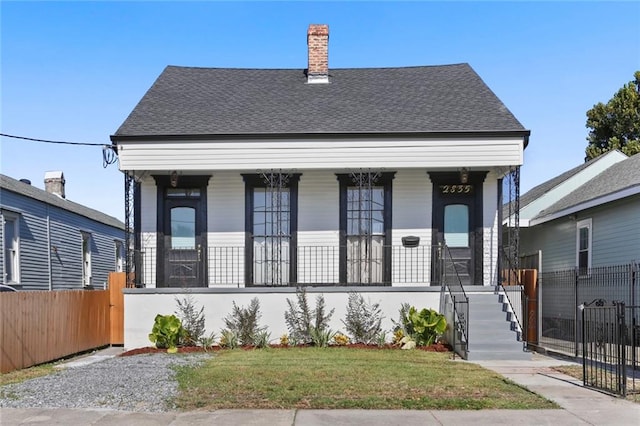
[439, 185, 473, 194]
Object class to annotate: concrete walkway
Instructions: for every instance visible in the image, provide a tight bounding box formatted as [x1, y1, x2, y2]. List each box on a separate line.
[2, 350, 639, 425]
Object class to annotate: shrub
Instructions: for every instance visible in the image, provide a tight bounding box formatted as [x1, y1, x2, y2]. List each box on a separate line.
[279, 334, 290, 347]
[284, 288, 335, 345]
[310, 328, 335, 348]
[342, 292, 384, 344]
[332, 332, 350, 346]
[198, 332, 217, 351]
[221, 298, 266, 346]
[219, 330, 239, 349]
[393, 303, 447, 347]
[148, 314, 185, 353]
[175, 295, 206, 346]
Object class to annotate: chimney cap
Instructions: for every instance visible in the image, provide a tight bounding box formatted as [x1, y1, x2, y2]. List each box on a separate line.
[307, 24, 329, 37]
[44, 171, 65, 181]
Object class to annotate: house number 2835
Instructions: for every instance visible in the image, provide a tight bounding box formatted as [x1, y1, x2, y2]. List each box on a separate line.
[439, 185, 473, 194]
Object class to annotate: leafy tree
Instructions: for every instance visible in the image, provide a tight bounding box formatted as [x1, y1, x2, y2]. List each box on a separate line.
[585, 71, 640, 160]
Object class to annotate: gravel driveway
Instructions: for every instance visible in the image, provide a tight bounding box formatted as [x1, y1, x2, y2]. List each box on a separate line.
[0, 353, 211, 412]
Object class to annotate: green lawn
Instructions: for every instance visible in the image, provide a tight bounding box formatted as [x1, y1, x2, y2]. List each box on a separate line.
[174, 348, 558, 410]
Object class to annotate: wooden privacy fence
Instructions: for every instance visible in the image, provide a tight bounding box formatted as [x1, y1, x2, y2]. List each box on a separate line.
[0, 273, 125, 374]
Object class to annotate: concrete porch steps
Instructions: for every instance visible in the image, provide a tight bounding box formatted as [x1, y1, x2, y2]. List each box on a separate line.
[465, 293, 531, 361]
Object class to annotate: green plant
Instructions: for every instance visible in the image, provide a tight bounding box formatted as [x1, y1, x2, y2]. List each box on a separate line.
[392, 329, 404, 346]
[342, 292, 384, 344]
[222, 298, 266, 346]
[284, 288, 335, 345]
[219, 330, 239, 349]
[375, 331, 387, 347]
[310, 328, 334, 348]
[393, 304, 447, 346]
[198, 332, 217, 351]
[175, 295, 206, 346]
[148, 314, 186, 353]
[332, 332, 350, 346]
[254, 330, 271, 348]
[279, 334, 290, 346]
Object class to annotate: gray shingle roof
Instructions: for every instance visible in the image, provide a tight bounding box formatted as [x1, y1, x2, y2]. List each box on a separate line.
[535, 153, 640, 218]
[113, 64, 527, 138]
[0, 174, 125, 230]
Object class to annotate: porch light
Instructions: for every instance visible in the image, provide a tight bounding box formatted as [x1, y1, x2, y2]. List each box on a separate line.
[459, 168, 469, 184]
[170, 171, 178, 187]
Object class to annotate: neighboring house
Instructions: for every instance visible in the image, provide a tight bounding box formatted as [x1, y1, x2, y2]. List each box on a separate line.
[516, 151, 640, 272]
[111, 25, 531, 353]
[0, 172, 126, 290]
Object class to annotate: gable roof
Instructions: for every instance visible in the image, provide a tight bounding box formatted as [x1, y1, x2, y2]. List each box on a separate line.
[0, 174, 125, 230]
[112, 64, 528, 139]
[531, 153, 640, 224]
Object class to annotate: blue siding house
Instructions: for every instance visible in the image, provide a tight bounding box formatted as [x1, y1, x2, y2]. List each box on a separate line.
[1, 172, 125, 290]
[516, 151, 640, 272]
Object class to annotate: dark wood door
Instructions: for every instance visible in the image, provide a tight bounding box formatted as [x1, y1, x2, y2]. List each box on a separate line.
[429, 172, 486, 287]
[163, 198, 206, 287]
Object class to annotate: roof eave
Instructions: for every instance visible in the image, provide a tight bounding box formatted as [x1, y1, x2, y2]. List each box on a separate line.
[110, 129, 531, 144]
[529, 185, 640, 226]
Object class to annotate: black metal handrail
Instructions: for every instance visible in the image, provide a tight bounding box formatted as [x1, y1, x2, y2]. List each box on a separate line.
[437, 244, 469, 359]
[498, 246, 525, 339]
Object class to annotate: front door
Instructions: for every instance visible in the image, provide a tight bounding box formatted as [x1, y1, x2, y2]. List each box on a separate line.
[155, 176, 209, 288]
[429, 172, 486, 286]
[164, 199, 205, 287]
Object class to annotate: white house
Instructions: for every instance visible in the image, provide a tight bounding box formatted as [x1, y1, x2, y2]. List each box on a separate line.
[111, 25, 530, 356]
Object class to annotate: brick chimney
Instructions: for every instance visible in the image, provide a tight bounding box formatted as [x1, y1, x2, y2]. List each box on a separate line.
[307, 24, 329, 84]
[44, 171, 65, 199]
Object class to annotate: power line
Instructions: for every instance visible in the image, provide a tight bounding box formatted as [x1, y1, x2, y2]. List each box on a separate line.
[1, 132, 118, 168]
[0, 132, 107, 147]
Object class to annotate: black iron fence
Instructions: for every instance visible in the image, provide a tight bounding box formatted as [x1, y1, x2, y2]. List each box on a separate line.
[538, 263, 639, 357]
[581, 301, 640, 397]
[131, 244, 435, 287]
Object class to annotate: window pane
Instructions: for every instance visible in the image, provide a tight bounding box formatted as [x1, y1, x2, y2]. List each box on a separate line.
[444, 204, 469, 247]
[4, 218, 16, 282]
[579, 227, 589, 251]
[254, 189, 266, 211]
[171, 207, 196, 249]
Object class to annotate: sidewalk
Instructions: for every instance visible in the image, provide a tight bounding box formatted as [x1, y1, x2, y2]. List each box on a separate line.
[2, 350, 639, 425]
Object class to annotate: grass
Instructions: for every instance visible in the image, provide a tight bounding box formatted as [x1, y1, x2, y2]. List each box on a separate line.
[173, 348, 559, 410]
[1, 363, 57, 386]
[553, 365, 640, 404]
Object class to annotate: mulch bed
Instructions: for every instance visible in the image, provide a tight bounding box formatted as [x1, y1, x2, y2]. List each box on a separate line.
[120, 342, 451, 356]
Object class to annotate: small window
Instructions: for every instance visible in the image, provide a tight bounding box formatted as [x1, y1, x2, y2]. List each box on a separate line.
[115, 240, 125, 272]
[576, 219, 592, 274]
[81, 232, 92, 286]
[444, 204, 469, 247]
[3, 213, 20, 284]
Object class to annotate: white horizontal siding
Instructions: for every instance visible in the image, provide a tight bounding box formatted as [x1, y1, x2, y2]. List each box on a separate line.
[117, 137, 524, 171]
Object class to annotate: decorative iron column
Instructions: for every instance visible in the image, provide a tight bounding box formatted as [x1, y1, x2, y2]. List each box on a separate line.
[124, 171, 136, 287]
[502, 166, 521, 284]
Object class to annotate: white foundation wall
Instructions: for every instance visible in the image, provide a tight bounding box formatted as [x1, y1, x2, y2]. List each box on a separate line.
[123, 288, 441, 350]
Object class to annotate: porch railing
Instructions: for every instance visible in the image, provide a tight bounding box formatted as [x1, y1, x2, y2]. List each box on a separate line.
[437, 244, 469, 359]
[131, 244, 435, 287]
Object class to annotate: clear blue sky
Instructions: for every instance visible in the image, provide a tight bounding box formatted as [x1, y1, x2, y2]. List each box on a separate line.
[2, 1, 639, 222]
